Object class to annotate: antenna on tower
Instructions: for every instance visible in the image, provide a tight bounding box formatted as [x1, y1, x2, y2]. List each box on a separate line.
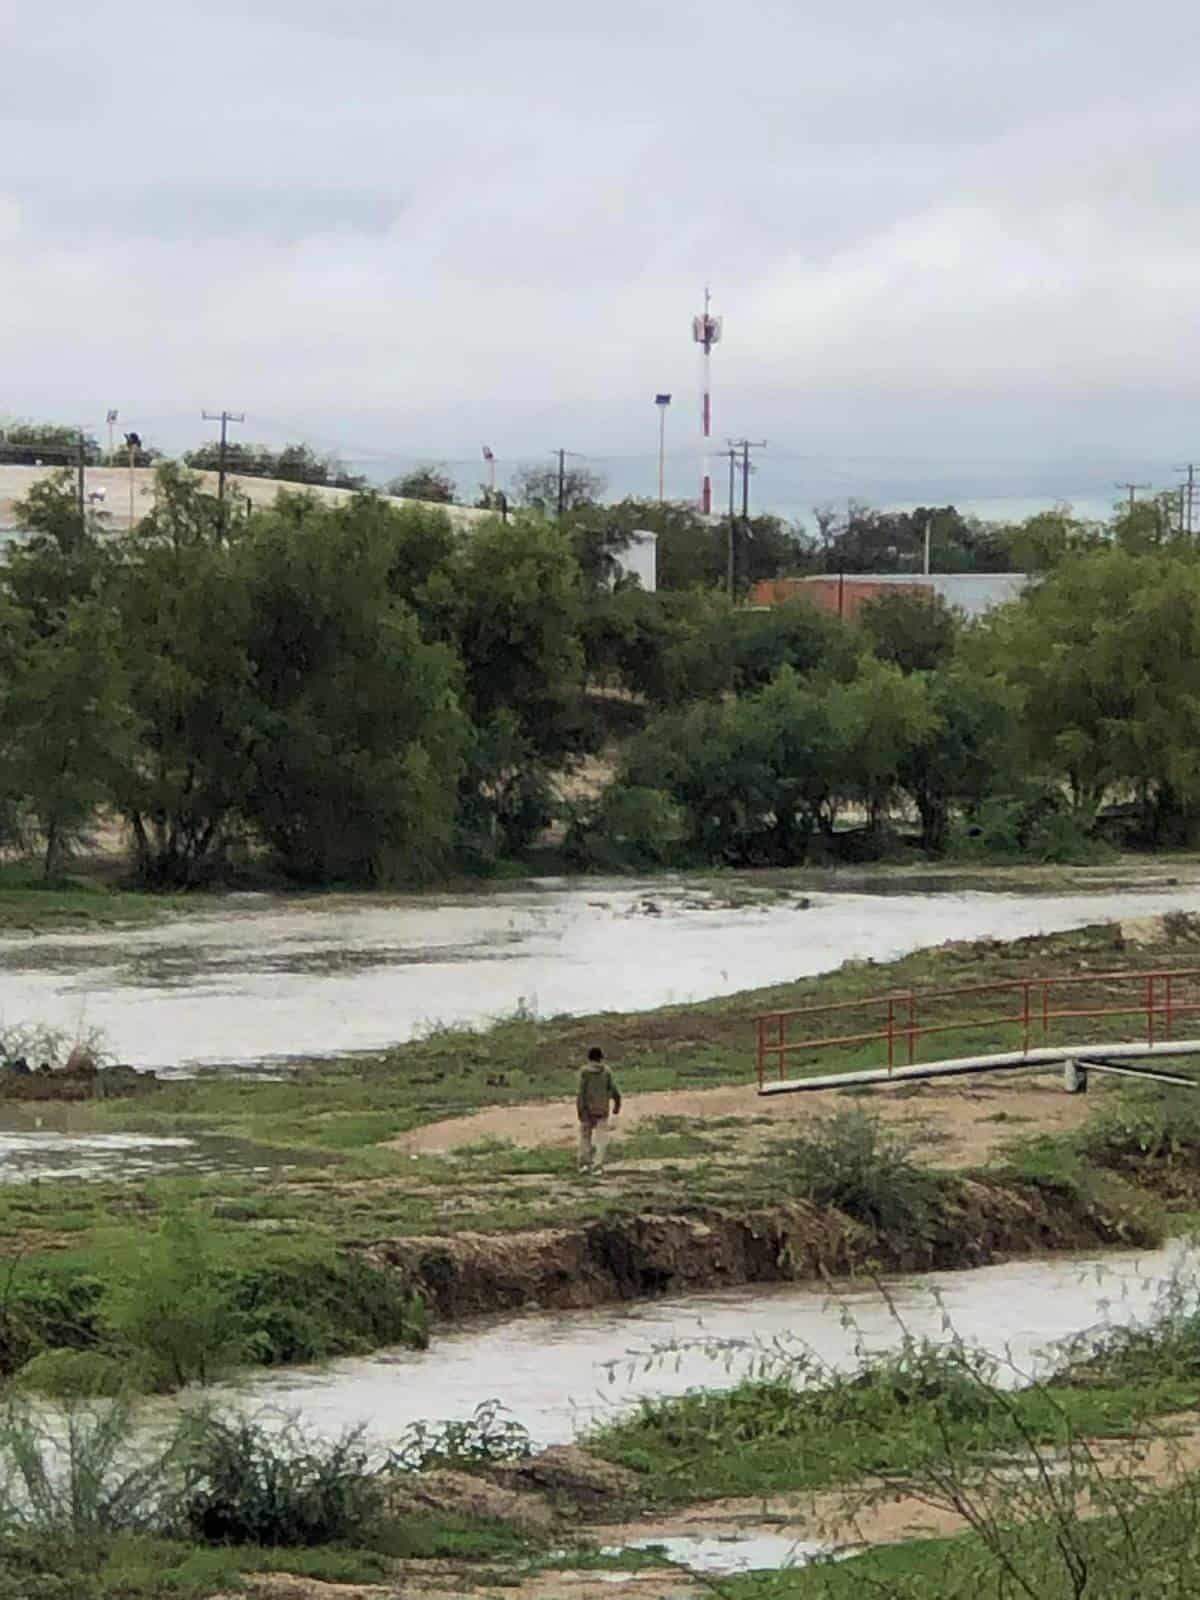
[692, 287, 723, 515]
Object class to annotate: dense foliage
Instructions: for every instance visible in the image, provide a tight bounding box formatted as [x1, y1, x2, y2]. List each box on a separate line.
[4, 462, 1200, 884]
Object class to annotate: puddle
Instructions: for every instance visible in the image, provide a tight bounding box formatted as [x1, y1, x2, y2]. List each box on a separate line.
[0, 1108, 319, 1184]
[197, 1242, 1193, 1452]
[612, 1533, 828, 1574]
[0, 879, 1195, 1071]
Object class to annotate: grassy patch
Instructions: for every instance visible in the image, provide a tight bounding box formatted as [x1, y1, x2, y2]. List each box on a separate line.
[725, 1479, 1200, 1597]
[0, 864, 193, 931]
[587, 1335, 1200, 1504]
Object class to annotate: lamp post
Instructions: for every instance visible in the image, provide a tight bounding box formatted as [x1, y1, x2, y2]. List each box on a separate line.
[655, 394, 671, 504]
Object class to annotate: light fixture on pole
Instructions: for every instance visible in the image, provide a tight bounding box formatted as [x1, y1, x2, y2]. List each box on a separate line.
[482, 445, 496, 503]
[654, 395, 671, 504]
[106, 409, 119, 464]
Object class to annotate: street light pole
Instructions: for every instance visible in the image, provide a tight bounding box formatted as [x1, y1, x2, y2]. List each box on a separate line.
[655, 394, 671, 504]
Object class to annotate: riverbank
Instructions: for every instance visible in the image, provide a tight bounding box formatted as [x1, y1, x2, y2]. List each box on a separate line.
[0, 915, 1195, 1377]
[4, 844, 1200, 937]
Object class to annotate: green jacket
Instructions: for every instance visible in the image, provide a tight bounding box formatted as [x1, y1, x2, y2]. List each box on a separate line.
[577, 1063, 621, 1121]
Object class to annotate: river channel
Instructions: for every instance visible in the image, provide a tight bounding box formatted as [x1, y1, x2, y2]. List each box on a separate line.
[0, 877, 1196, 1072]
[202, 1243, 1191, 1452]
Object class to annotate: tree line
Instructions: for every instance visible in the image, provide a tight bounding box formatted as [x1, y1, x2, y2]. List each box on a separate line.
[4, 460, 1199, 886]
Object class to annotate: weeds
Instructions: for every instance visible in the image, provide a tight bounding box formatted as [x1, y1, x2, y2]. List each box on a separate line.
[784, 1107, 944, 1237]
[388, 1399, 533, 1473]
[176, 1410, 385, 1548]
[0, 1397, 186, 1537]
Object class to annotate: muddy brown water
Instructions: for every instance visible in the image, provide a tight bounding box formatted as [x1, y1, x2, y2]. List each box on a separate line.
[0, 878, 1197, 1073]
[197, 1242, 1193, 1452]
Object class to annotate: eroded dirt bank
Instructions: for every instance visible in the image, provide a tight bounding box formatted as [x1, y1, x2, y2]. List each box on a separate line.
[366, 1177, 1157, 1323]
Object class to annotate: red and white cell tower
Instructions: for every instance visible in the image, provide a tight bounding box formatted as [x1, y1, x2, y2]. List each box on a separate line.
[692, 287, 723, 515]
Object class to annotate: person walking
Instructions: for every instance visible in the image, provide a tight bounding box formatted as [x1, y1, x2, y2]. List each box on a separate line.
[576, 1046, 621, 1174]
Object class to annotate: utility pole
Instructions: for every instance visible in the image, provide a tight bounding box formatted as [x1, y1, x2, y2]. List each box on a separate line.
[1116, 481, 1150, 517]
[202, 409, 245, 534]
[1174, 463, 1197, 537]
[124, 431, 142, 529]
[726, 448, 738, 600]
[552, 448, 583, 521]
[725, 439, 766, 600]
[76, 430, 87, 527]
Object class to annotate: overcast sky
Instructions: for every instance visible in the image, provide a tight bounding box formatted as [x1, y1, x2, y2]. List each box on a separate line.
[5, 0, 1200, 511]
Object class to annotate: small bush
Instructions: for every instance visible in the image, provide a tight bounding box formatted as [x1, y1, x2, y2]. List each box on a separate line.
[566, 785, 687, 872]
[1081, 1089, 1200, 1174]
[99, 1211, 254, 1390]
[177, 1410, 385, 1548]
[14, 1349, 128, 1400]
[785, 1107, 943, 1236]
[388, 1400, 533, 1473]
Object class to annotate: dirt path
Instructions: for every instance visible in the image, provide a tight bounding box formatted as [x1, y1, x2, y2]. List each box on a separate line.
[392, 1073, 1101, 1170]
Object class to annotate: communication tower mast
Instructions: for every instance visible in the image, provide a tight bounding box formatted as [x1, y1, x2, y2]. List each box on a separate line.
[692, 288, 723, 515]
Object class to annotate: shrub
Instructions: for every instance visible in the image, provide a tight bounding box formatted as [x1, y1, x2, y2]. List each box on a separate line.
[565, 786, 687, 871]
[785, 1108, 943, 1236]
[99, 1210, 255, 1390]
[14, 1350, 128, 1400]
[222, 1250, 428, 1367]
[388, 1400, 533, 1474]
[177, 1411, 384, 1547]
[1080, 1089, 1200, 1175]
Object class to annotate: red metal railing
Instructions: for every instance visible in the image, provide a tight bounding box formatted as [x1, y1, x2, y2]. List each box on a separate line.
[754, 968, 1200, 1088]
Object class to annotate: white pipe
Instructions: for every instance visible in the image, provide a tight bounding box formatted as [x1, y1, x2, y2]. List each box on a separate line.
[759, 1037, 1200, 1096]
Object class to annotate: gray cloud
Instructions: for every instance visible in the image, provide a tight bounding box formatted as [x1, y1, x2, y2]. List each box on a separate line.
[4, 0, 1200, 514]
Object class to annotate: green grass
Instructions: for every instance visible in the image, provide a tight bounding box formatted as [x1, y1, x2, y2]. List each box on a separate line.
[586, 1330, 1200, 1505]
[0, 864, 194, 931]
[723, 1478, 1200, 1598]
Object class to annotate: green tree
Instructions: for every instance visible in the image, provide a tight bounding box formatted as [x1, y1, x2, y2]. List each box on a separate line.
[897, 668, 1016, 851]
[1, 602, 132, 878]
[659, 599, 862, 705]
[5, 472, 114, 634]
[387, 465, 457, 504]
[239, 499, 467, 883]
[859, 587, 961, 673]
[1002, 506, 1098, 571]
[976, 548, 1200, 836]
[430, 514, 584, 757]
[111, 466, 256, 886]
[511, 461, 604, 517]
[0, 421, 100, 466]
[826, 661, 937, 832]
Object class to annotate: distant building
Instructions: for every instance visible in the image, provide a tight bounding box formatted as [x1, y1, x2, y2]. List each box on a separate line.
[616, 529, 657, 592]
[749, 572, 1028, 622]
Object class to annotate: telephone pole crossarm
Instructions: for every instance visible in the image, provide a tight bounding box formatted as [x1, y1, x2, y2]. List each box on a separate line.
[202, 409, 245, 534]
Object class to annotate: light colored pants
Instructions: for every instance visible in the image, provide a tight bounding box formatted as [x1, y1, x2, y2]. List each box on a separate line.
[578, 1115, 611, 1171]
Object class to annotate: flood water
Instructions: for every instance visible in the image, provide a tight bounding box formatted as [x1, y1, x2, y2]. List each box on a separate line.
[0, 878, 1195, 1072]
[0, 1107, 320, 1184]
[204, 1243, 1192, 1452]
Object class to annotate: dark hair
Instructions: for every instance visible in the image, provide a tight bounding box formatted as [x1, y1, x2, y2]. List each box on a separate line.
[587, 1046, 604, 1062]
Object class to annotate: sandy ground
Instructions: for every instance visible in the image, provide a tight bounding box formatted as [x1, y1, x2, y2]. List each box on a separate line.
[393, 1073, 1101, 1171]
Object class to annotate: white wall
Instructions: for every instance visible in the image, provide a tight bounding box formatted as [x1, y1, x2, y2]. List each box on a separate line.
[616, 529, 657, 592]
